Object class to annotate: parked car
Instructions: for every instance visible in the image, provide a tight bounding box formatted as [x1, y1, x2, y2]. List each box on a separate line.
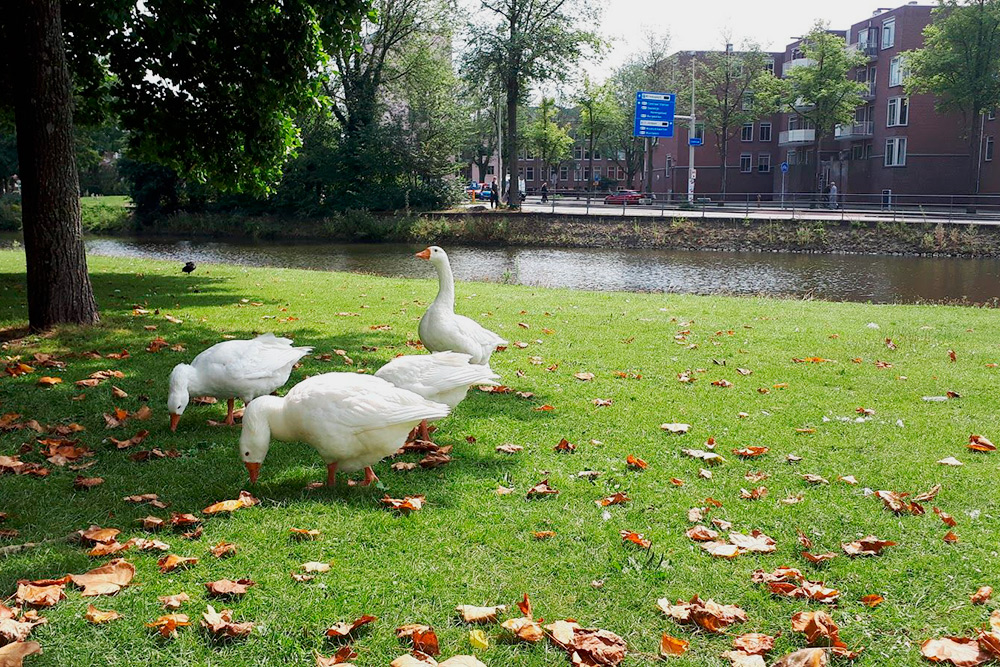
[604, 190, 651, 205]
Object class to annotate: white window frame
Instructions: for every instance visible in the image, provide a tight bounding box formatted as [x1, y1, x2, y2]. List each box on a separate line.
[573, 145, 582, 160]
[759, 122, 772, 142]
[525, 166, 534, 181]
[740, 153, 752, 173]
[757, 153, 771, 173]
[887, 97, 909, 126]
[885, 137, 907, 167]
[987, 136, 995, 161]
[665, 155, 672, 176]
[741, 123, 753, 141]
[787, 150, 798, 165]
[889, 56, 908, 87]
[764, 58, 774, 74]
[881, 18, 895, 49]
[593, 166, 601, 181]
[857, 27, 869, 48]
[559, 165, 569, 181]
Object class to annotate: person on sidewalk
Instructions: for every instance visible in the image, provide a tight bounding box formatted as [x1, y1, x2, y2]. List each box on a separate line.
[540, 182, 549, 203]
[829, 181, 838, 209]
[489, 182, 498, 209]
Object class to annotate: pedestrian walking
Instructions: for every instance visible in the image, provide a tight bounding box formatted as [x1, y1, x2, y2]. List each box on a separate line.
[540, 182, 549, 203]
[489, 182, 498, 209]
[829, 181, 838, 209]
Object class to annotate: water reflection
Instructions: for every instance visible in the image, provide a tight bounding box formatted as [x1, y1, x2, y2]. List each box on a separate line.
[1, 234, 997, 304]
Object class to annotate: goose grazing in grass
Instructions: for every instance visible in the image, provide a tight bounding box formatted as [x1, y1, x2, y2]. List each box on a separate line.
[416, 246, 507, 365]
[375, 351, 499, 442]
[239, 373, 449, 486]
[167, 334, 312, 431]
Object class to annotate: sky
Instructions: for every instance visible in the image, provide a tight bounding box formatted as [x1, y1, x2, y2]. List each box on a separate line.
[594, 0, 918, 78]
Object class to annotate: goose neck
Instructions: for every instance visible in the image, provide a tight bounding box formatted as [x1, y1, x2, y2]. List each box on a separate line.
[432, 259, 455, 310]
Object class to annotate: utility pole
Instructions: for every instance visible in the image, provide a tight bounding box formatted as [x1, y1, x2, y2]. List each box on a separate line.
[687, 56, 696, 203]
[496, 100, 503, 195]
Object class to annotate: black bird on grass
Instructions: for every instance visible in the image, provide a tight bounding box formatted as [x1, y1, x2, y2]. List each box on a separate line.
[182, 262, 196, 274]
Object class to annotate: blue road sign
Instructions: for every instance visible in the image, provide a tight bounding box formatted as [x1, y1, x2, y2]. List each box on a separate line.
[780, 161, 789, 173]
[688, 137, 703, 147]
[634, 91, 676, 138]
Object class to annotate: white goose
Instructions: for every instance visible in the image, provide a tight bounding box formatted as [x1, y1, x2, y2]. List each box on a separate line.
[416, 246, 507, 365]
[239, 373, 449, 486]
[167, 334, 312, 431]
[374, 351, 499, 442]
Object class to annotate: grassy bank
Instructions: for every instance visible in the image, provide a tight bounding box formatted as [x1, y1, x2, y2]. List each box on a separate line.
[1, 252, 999, 666]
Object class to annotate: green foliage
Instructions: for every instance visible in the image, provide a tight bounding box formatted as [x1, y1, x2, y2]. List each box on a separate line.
[906, 0, 1000, 140]
[694, 44, 775, 195]
[79, 195, 132, 232]
[526, 98, 572, 175]
[0, 193, 20, 230]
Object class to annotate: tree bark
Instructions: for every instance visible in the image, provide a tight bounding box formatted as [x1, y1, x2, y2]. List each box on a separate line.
[506, 80, 519, 209]
[11, 0, 99, 331]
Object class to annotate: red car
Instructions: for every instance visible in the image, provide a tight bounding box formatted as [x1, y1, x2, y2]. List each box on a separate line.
[604, 190, 651, 205]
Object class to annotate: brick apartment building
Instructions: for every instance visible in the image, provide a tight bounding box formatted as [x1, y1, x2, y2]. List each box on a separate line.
[658, 3, 987, 201]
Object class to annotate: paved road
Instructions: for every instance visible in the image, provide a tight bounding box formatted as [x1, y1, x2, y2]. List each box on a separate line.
[467, 199, 1000, 225]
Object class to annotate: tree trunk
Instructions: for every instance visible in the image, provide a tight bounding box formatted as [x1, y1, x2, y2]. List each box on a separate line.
[11, 0, 99, 331]
[644, 138, 653, 194]
[720, 135, 729, 199]
[506, 81, 519, 209]
[587, 131, 594, 193]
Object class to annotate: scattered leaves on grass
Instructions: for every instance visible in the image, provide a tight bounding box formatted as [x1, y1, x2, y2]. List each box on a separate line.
[661, 423, 691, 434]
[790, 610, 860, 658]
[169, 513, 201, 528]
[660, 633, 689, 656]
[396, 624, 440, 656]
[771, 648, 828, 666]
[573, 372, 595, 381]
[495, 444, 522, 454]
[968, 435, 995, 452]
[73, 476, 104, 489]
[861, 594, 884, 607]
[734, 446, 768, 457]
[123, 492, 165, 508]
[554, 438, 576, 453]
[80, 526, 121, 545]
[315, 646, 359, 666]
[290, 528, 320, 540]
[37, 376, 62, 387]
[944, 530, 960, 543]
[686, 526, 719, 542]
[0, 641, 42, 665]
[626, 455, 647, 470]
[739, 487, 768, 500]
[972, 587, 993, 605]
[682, 448, 725, 465]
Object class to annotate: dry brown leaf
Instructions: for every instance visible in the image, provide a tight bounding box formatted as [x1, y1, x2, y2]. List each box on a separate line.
[147, 613, 190, 638]
[626, 454, 647, 470]
[205, 578, 254, 597]
[210, 541, 237, 558]
[70, 559, 135, 596]
[620, 530, 651, 549]
[85, 604, 121, 624]
[596, 492, 630, 507]
[315, 645, 359, 666]
[658, 595, 747, 632]
[326, 614, 377, 638]
[968, 435, 996, 452]
[290, 527, 321, 539]
[455, 604, 505, 624]
[733, 633, 776, 655]
[158, 593, 190, 610]
[660, 633, 688, 656]
[861, 594, 884, 607]
[569, 627, 627, 665]
[971, 586, 993, 605]
[502, 616, 544, 642]
[772, 648, 828, 667]
[201, 604, 253, 639]
[157, 554, 198, 573]
[526, 480, 558, 498]
[842, 535, 896, 557]
[920, 637, 990, 666]
[0, 641, 42, 665]
[381, 496, 425, 513]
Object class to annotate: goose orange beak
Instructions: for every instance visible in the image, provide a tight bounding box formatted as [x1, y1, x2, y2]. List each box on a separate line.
[415, 248, 431, 260]
[245, 461, 261, 484]
[169, 413, 180, 432]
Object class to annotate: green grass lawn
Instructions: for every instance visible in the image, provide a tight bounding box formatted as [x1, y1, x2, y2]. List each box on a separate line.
[1, 250, 998, 666]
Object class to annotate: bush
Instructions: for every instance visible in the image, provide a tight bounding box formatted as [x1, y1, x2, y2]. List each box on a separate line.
[0, 194, 21, 231]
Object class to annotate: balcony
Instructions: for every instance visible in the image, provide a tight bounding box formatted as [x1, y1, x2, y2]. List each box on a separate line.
[834, 121, 875, 141]
[778, 129, 816, 146]
[792, 97, 815, 112]
[782, 57, 815, 76]
[860, 80, 877, 100]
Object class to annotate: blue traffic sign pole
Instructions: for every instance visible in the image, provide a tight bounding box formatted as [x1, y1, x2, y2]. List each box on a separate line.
[634, 91, 676, 198]
[780, 161, 788, 209]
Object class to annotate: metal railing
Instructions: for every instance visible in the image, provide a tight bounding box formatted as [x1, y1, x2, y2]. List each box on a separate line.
[834, 121, 875, 140]
[509, 189, 1000, 222]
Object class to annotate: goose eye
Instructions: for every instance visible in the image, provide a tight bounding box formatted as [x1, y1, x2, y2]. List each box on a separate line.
[244, 451, 249, 457]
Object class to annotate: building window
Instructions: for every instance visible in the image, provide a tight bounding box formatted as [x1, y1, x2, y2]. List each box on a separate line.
[526, 166, 534, 181]
[885, 137, 907, 166]
[989, 109, 997, 121]
[987, 137, 995, 161]
[593, 167, 601, 182]
[574, 169, 580, 181]
[882, 18, 895, 49]
[764, 59, 774, 74]
[593, 148, 601, 160]
[694, 123, 705, 142]
[573, 145, 582, 160]
[887, 97, 909, 126]
[741, 123, 753, 141]
[857, 27, 869, 47]
[787, 150, 798, 165]
[560, 165, 569, 180]
[759, 122, 772, 142]
[852, 144, 864, 160]
[741, 92, 753, 111]
[486, 165, 495, 175]
[665, 155, 672, 176]
[758, 153, 771, 172]
[583, 167, 591, 181]
[889, 56, 907, 87]
[740, 153, 752, 173]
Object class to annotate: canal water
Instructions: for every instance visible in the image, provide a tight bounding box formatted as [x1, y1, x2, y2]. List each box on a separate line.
[3, 234, 998, 304]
